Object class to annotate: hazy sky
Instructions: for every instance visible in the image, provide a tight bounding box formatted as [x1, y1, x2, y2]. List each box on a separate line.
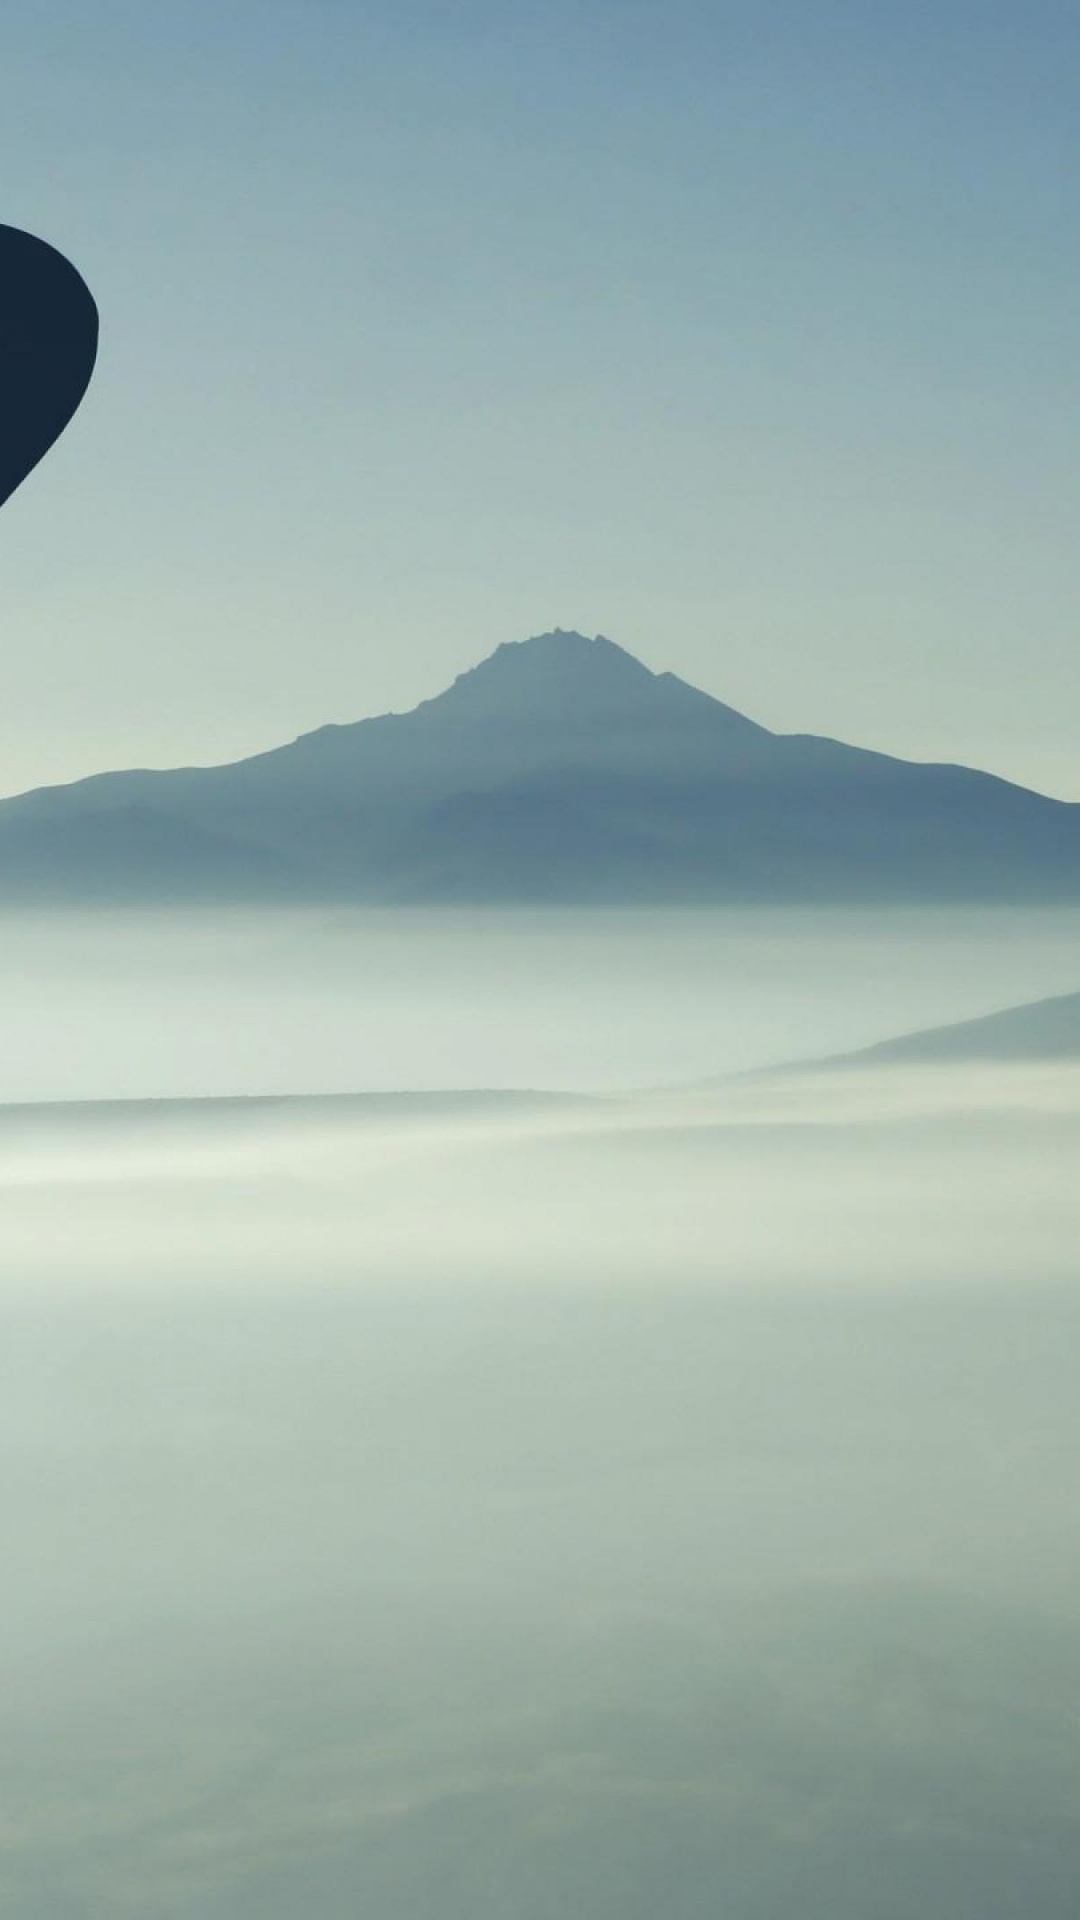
[2, 0, 1078, 797]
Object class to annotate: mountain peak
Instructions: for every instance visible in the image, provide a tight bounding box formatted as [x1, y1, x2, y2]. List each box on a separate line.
[382, 628, 774, 766]
[425, 630, 659, 723]
[484, 629, 647, 666]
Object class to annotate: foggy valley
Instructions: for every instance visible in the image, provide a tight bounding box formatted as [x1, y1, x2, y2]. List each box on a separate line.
[1, 904, 1079, 1916]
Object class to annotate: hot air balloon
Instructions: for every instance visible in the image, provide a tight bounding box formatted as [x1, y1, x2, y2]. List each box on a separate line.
[0, 223, 98, 511]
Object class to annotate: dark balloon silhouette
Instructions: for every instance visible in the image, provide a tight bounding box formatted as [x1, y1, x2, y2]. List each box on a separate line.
[0, 224, 98, 511]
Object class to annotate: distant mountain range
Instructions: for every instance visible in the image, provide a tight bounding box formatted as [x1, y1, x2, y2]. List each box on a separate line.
[2, 628, 1079, 905]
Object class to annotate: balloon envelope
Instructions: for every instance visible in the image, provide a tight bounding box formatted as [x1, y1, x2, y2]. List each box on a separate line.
[0, 224, 98, 511]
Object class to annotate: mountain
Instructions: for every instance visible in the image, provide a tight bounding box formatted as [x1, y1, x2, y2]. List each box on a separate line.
[812, 989, 1080, 1070]
[2, 628, 1079, 905]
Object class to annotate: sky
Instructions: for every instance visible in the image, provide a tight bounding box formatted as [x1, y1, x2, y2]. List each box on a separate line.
[1, 0, 1078, 798]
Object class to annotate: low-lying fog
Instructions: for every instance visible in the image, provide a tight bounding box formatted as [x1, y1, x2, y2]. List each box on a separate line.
[3, 1081, 1080, 1912]
[3, 907, 1080, 1916]
[1, 904, 1079, 1098]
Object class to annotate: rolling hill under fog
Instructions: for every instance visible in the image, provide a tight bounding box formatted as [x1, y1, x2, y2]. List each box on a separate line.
[2, 628, 1079, 905]
[805, 985, 1080, 1069]
[697, 984, 1080, 1085]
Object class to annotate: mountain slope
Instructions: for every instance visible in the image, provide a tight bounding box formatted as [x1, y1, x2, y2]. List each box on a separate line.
[822, 989, 1080, 1068]
[1, 629, 1078, 905]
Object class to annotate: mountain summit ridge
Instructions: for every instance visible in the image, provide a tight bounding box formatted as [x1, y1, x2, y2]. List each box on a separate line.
[348, 628, 769, 742]
[0, 628, 1077, 906]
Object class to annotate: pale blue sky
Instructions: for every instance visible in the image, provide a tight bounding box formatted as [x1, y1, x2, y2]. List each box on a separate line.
[1, 0, 1078, 795]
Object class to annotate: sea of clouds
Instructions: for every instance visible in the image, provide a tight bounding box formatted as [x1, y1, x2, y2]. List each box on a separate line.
[2, 1025, 1079, 1916]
